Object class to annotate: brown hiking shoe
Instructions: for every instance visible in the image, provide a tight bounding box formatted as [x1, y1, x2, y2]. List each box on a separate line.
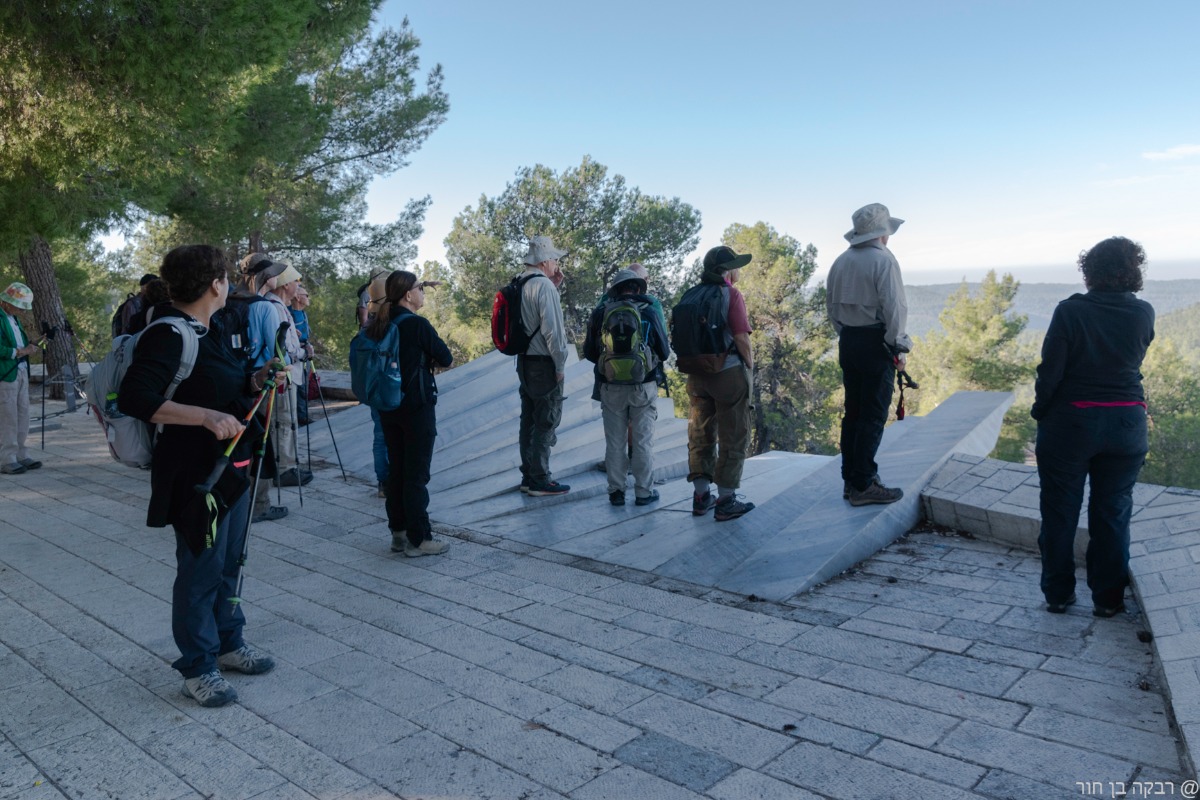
[847, 481, 903, 507]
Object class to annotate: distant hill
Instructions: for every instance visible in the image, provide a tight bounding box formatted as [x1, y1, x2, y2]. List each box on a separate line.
[1157, 302, 1200, 362]
[906, 279, 1200, 339]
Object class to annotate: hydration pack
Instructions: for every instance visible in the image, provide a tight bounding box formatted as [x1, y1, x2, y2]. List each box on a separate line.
[349, 311, 411, 412]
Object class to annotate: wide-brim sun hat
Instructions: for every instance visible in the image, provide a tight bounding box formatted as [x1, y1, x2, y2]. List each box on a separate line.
[845, 203, 904, 245]
[2, 282, 33, 310]
[608, 268, 647, 295]
[523, 235, 568, 266]
[703, 245, 752, 273]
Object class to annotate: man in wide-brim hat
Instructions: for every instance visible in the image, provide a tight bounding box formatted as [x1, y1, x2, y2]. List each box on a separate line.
[825, 203, 913, 507]
[0, 282, 43, 475]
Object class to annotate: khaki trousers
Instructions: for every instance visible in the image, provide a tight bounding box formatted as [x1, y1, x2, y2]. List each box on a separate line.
[601, 381, 658, 497]
[685, 366, 751, 490]
[0, 368, 30, 466]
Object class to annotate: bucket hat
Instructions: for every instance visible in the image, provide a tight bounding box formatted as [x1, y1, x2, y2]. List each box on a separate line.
[703, 246, 752, 273]
[522, 236, 568, 266]
[608, 268, 647, 295]
[2, 282, 33, 310]
[845, 203, 904, 245]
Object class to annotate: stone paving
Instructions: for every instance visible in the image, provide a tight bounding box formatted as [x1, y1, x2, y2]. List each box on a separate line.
[0, 404, 1194, 799]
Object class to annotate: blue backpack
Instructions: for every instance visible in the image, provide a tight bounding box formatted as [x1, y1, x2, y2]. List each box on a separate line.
[349, 311, 411, 411]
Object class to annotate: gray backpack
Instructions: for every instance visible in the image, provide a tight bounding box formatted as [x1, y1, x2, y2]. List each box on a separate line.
[86, 317, 201, 468]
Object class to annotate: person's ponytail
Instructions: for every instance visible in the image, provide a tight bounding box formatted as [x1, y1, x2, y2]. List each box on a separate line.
[365, 270, 418, 341]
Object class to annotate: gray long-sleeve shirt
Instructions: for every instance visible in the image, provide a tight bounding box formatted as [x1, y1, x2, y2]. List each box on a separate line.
[825, 240, 912, 353]
[518, 268, 570, 372]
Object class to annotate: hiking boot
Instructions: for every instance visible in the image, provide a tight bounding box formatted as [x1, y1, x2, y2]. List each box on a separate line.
[635, 490, 661, 506]
[609, 490, 625, 506]
[526, 480, 570, 496]
[692, 490, 716, 516]
[181, 670, 238, 707]
[714, 495, 755, 522]
[390, 530, 408, 552]
[1045, 593, 1077, 614]
[251, 506, 288, 523]
[404, 538, 450, 558]
[1093, 602, 1126, 618]
[276, 467, 313, 487]
[1, 463, 27, 475]
[844, 474, 877, 500]
[847, 481, 903, 507]
[17, 458, 41, 470]
[377, 482, 387, 498]
[217, 644, 275, 675]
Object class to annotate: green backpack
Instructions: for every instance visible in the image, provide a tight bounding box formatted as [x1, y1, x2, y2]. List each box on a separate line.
[599, 298, 658, 384]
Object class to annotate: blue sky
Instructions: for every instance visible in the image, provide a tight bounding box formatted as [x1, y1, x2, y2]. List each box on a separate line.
[366, 0, 1200, 284]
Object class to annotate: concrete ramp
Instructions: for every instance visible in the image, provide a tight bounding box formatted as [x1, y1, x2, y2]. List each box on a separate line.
[305, 354, 1011, 601]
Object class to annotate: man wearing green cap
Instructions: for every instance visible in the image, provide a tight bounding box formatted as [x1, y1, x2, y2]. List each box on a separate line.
[0, 282, 43, 475]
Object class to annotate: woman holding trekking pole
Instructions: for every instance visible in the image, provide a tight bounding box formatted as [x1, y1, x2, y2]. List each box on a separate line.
[119, 244, 286, 708]
[366, 270, 453, 556]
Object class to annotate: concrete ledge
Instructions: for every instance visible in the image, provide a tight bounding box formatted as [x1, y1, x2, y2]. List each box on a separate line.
[921, 456, 1200, 777]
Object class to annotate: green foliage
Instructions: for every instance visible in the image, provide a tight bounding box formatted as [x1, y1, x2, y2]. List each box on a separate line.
[1155, 302, 1200, 364]
[719, 222, 839, 455]
[445, 157, 702, 336]
[1141, 336, 1200, 489]
[912, 271, 1034, 412]
[415, 261, 492, 369]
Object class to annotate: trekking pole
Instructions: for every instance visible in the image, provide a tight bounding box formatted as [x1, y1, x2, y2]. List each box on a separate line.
[311, 370, 348, 481]
[232, 373, 279, 607]
[274, 330, 303, 508]
[193, 378, 276, 495]
[303, 359, 313, 476]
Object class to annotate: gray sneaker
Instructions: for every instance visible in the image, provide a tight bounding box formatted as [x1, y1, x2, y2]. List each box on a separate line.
[848, 481, 903, 506]
[390, 530, 408, 552]
[182, 670, 238, 707]
[217, 644, 275, 675]
[404, 538, 450, 558]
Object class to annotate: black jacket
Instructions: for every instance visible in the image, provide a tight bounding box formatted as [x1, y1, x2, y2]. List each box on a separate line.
[390, 312, 453, 411]
[1032, 291, 1155, 420]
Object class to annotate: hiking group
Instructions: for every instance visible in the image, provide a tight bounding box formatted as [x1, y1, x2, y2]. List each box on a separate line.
[0, 201, 1156, 708]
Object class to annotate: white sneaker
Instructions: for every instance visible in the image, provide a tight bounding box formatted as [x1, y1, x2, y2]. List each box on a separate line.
[217, 644, 275, 675]
[182, 670, 238, 707]
[404, 539, 450, 558]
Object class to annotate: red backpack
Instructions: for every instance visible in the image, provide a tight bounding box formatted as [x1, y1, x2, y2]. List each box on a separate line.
[491, 273, 543, 355]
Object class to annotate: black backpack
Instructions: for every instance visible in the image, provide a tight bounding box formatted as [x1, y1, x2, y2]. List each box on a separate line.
[670, 283, 731, 374]
[491, 273, 544, 355]
[215, 292, 268, 364]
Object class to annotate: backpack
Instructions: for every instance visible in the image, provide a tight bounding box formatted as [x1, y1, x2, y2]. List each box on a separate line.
[599, 298, 658, 384]
[491, 273, 543, 355]
[670, 283, 731, 374]
[215, 292, 266, 364]
[110, 293, 140, 338]
[349, 311, 411, 411]
[87, 317, 201, 468]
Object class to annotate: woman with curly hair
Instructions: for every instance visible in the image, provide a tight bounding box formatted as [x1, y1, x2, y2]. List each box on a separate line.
[1032, 236, 1155, 617]
[120, 245, 286, 707]
[365, 269, 453, 556]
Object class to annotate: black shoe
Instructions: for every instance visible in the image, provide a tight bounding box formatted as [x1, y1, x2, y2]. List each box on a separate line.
[635, 490, 661, 506]
[692, 490, 716, 516]
[526, 480, 570, 496]
[276, 467, 313, 487]
[847, 481, 903, 506]
[714, 495, 755, 522]
[1093, 603, 1126, 618]
[252, 506, 288, 523]
[1045, 593, 1077, 614]
[609, 490, 625, 506]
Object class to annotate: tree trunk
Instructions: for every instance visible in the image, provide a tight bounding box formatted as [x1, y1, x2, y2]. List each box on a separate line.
[19, 235, 79, 401]
[248, 230, 264, 254]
